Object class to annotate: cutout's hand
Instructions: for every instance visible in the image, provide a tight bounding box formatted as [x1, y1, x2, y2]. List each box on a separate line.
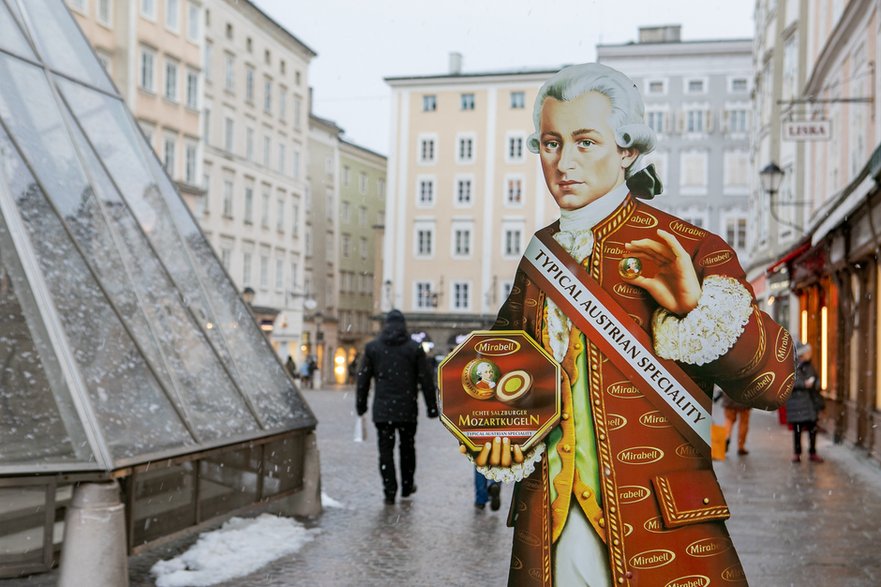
[460, 436, 524, 467]
[624, 229, 701, 316]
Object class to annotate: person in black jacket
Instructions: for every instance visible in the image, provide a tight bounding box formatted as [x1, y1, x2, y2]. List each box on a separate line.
[786, 342, 824, 463]
[356, 310, 438, 504]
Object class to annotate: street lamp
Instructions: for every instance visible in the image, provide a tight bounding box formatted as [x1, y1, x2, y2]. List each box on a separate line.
[759, 162, 785, 196]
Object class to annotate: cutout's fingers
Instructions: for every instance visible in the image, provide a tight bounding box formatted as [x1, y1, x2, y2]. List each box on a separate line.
[458, 444, 467, 455]
[501, 437, 512, 467]
[512, 444, 524, 464]
[490, 436, 502, 466]
[476, 442, 492, 466]
[623, 247, 665, 266]
[626, 238, 676, 263]
[656, 229, 689, 260]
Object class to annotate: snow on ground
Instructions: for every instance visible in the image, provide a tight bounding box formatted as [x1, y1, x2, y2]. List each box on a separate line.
[321, 491, 347, 509]
[150, 514, 319, 587]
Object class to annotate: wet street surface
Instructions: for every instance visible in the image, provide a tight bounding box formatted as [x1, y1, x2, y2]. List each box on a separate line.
[5, 388, 881, 586]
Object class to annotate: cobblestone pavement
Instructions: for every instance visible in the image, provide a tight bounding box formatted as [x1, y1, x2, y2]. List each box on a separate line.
[5, 389, 881, 586]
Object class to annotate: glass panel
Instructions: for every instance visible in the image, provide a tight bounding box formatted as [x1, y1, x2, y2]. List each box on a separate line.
[0, 55, 258, 445]
[59, 78, 316, 431]
[198, 447, 260, 520]
[131, 463, 195, 546]
[15, 0, 113, 93]
[0, 1, 36, 59]
[0, 217, 92, 465]
[262, 436, 305, 497]
[0, 124, 192, 460]
[0, 486, 47, 566]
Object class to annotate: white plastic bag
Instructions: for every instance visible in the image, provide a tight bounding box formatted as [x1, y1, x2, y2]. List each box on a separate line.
[353, 415, 367, 442]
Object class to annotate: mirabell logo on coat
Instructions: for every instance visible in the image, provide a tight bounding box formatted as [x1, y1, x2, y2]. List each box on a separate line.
[665, 575, 711, 587]
[699, 250, 734, 268]
[669, 220, 707, 240]
[606, 381, 642, 399]
[606, 413, 628, 430]
[686, 537, 732, 558]
[616, 446, 664, 464]
[618, 485, 651, 503]
[627, 210, 659, 228]
[613, 282, 648, 299]
[742, 371, 776, 401]
[775, 329, 792, 362]
[629, 549, 675, 569]
[639, 411, 671, 428]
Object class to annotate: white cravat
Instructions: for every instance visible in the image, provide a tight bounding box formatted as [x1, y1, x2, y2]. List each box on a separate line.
[547, 182, 629, 362]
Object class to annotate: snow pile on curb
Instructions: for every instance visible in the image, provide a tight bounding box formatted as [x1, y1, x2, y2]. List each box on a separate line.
[151, 514, 319, 587]
[321, 492, 346, 509]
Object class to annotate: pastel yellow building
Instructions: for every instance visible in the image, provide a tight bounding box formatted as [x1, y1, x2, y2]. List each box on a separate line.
[385, 58, 560, 351]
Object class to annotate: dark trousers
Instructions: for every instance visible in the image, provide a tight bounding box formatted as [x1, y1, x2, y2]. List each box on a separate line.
[375, 422, 417, 499]
[793, 421, 818, 455]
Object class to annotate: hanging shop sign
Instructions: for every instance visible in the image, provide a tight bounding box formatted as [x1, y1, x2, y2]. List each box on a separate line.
[437, 330, 560, 453]
[783, 119, 831, 141]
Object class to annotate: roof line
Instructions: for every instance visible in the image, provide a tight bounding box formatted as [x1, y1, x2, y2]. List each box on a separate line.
[236, 0, 317, 57]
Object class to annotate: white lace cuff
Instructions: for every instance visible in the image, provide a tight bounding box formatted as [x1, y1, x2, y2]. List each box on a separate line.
[652, 275, 752, 366]
[470, 442, 545, 483]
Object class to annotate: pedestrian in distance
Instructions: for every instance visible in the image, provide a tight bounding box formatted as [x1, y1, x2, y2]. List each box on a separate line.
[786, 342, 825, 463]
[474, 468, 501, 511]
[299, 358, 312, 389]
[356, 309, 438, 505]
[722, 391, 752, 456]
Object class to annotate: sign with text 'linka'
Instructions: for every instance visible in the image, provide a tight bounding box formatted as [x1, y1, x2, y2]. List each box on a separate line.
[438, 330, 560, 452]
[783, 119, 831, 141]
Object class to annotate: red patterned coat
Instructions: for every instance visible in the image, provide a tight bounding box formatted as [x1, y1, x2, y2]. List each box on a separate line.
[492, 195, 795, 586]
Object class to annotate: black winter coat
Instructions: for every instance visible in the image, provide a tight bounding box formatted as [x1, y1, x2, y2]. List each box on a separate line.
[786, 360, 821, 424]
[356, 322, 438, 423]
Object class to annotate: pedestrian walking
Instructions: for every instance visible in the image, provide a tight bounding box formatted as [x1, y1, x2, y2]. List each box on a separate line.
[299, 358, 313, 389]
[786, 343, 825, 463]
[356, 310, 438, 504]
[474, 468, 501, 511]
[722, 391, 752, 456]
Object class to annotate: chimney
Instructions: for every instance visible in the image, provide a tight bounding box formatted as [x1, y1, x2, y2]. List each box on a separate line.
[638, 25, 681, 43]
[449, 52, 463, 75]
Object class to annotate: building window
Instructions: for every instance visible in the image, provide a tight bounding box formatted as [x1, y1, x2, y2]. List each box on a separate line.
[453, 227, 472, 256]
[140, 47, 155, 92]
[224, 53, 235, 93]
[505, 176, 523, 205]
[184, 142, 197, 184]
[504, 228, 522, 256]
[359, 206, 367, 226]
[360, 237, 368, 259]
[220, 247, 231, 270]
[222, 180, 233, 217]
[294, 95, 303, 130]
[723, 150, 750, 189]
[261, 191, 270, 227]
[419, 137, 436, 163]
[647, 79, 665, 94]
[259, 255, 269, 289]
[166, 0, 179, 31]
[456, 178, 472, 205]
[185, 68, 198, 109]
[359, 172, 368, 194]
[507, 135, 524, 161]
[686, 109, 705, 133]
[245, 127, 255, 161]
[276, 198, 285, 232]
[415, 227, 434, 257]
[452, 282, 470, 310]
[417, 178, 435, 206]
[245, 66, 255, 102]
[292, 150, 301, 179]
[415, 282, 433, 309]
[263, 136, 271, 167]
[378, 178, 386, 196]
[461, 93, 475, 111]
[278, 144, 285, 174]
[680, 151, 708, 192]
[187, 2, 200, 42]
[275, 258, 284, 291]
[203, 41, 212, 82]
[342, 166, 350, 186]
[457, 135, 474, 163]
[730, 78, 748, 93]
[726, 217, 748, 250]
[646, 111, 665, 134]
[97, 0, 111, 25]
[164, 59, 178, 101]
[510, 91, 525, 109]
[264, 78, 273, 113]
[291, 199, 299, 235]
[244, 187, 254, 223]
[686, 79, 705, 93]
[223, 117, 234, 153]
[242, 252, 252, 286]
[279, 88, 287, 120]
[163, 135, 176, 175]
[423, 95, 437, 112]
[141, 0, 155, 19]
[726, 109, 749, 134]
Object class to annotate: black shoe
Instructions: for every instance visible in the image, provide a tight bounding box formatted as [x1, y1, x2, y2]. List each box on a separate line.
[402, 485, 417, 498]
[384, 496, 395, 505]
[474, 503, 486, 510]
[488, 484, 501, 511]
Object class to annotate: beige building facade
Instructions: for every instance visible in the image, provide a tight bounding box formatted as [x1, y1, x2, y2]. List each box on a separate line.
[67, 0, 205, 206]
[385, 63, 559, 352]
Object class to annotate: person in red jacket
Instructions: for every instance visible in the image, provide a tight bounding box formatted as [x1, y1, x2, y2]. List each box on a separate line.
[461, 63, 794, 586]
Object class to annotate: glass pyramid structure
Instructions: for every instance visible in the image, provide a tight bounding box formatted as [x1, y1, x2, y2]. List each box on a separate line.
[0, 0, 316, 476]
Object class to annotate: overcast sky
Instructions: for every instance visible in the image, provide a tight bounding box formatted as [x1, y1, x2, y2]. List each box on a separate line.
[255, 0, 755, 154]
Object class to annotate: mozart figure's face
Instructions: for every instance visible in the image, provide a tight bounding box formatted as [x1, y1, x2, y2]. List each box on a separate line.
[538, 91, 636, 210]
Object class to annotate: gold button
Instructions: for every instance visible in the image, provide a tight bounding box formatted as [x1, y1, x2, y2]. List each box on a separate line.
[703, 497, 710, 504]
[599, 433, 606, 441]
[561, 412, 569, 420]
[598, 517, 606, 527]
[581, 489, 591, 499]
[594, 399, 601, 406]
[610, 506, 617, 514]
[618, 578, 624, 584]
[562, 444, 571, 453]
[574, 342, 583, 351]
[613, 538, 620, 546]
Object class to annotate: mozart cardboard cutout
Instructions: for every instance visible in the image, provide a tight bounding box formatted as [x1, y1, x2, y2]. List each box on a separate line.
[451, 63, 795, 587]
